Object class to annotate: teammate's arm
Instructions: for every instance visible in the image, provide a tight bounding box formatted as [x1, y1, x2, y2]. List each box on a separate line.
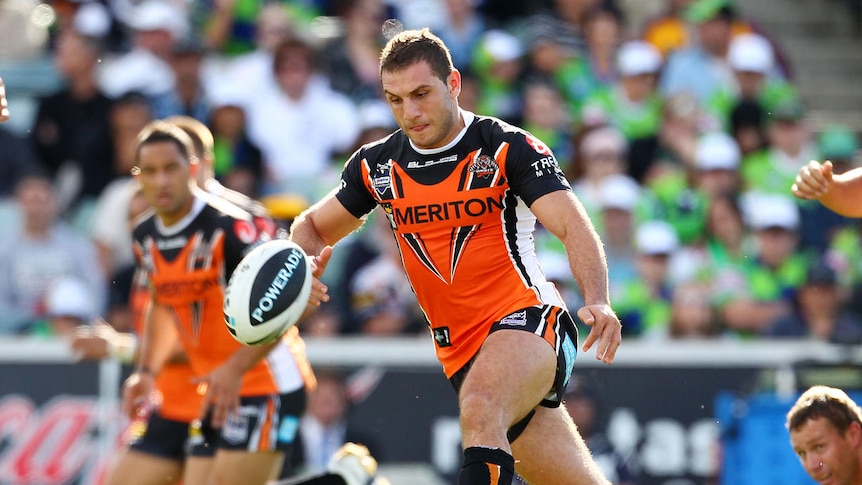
[121, 298, 179, 418]
[531, 189, 621, 364]
[195, 341, 279, 428]
[792, 160, 862, 217]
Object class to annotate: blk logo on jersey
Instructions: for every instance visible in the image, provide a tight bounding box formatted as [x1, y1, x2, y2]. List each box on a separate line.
[433, 326, 452, 347]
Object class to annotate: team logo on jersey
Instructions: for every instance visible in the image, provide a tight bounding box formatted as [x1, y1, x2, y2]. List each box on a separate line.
[468, 155, 498, 178]
[234, 220, 257, 244]
[500, 311, 527, 326]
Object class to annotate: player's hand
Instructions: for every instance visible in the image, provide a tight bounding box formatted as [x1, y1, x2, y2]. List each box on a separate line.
[194, 362, 243, 428]
[792, 160, 834, 201]
[0, 76, 9, 123]
[69, 320, 118, 360]
[578, 304, 622, 364]
[121, 370, 157, 419]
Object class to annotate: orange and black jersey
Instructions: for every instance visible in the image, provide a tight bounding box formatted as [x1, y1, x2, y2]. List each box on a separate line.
[336, 110, 572, 377]
[133, 188, 306, 396]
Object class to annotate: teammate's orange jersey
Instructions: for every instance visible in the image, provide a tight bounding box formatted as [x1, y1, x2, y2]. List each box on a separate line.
[128, 267, 202, 422]
[133, 189, 307, 396]
[336, 111, 570, 377]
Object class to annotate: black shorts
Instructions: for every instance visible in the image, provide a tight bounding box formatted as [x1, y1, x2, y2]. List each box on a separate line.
[127, 410, 190, 461]
[449, 304, 579, 408]
[187, 387, 306, 457]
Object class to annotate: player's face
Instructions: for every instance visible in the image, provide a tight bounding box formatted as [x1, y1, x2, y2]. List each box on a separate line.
[136, 140, 195, 225]
[791, 418, 862, 485]
[382, 61, 463, 150]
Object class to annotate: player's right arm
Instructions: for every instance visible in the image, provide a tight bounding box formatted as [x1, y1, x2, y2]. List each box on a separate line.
[792, 160, 862, 217]
[290, 191, 364, 258]
[121, 298, 179, 418]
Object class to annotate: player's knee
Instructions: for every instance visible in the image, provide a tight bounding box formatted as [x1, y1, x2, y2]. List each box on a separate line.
[459, 391, 506, 435]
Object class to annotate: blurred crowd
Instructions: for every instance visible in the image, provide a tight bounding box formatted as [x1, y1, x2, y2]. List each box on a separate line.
[1, 0, 861, 345]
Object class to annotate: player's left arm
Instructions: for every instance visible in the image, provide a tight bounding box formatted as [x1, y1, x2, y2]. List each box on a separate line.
[531, 190, 621, 364]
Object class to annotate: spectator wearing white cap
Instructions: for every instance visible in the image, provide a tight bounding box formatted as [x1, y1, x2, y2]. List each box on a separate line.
[611, 220, 680, 336]
[705, 33, 799, 131]
[98, 0, 187, 98]
[33, 277, 98, 337]
[713, 192, 809, 336]
[471, 28, 525, 123]
[581, 40, 665, 182]
[693, 131, 742, 198]
[571, 125, 628, 219]
[596, 174, 641, 299]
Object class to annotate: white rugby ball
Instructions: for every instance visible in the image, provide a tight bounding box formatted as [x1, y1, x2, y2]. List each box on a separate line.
[224, 239, 313, 345]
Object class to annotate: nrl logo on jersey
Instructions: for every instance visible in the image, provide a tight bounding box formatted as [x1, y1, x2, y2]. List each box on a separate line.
[468, 155, 498, 178]
[372, 160, 393, 195]
[407, 154, 458, 169]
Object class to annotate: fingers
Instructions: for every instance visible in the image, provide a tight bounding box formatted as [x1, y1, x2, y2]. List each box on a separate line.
[311, 245, 333, 278]
[577, 305, 622, 364]
[577, 306, 599, 352]
[792, 160, 833, 200]
[199, 381, 239, 428]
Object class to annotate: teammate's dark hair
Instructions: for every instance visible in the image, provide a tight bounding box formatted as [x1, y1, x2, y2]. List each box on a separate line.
[134, 120, 195, 166]
[787, 385, 862, 434]
[379, 28, 453, 83]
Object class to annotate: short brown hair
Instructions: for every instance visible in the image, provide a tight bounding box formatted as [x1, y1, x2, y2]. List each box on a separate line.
[787, 385, 862, 434]
[379, 28, 453, 82]
[164, 115, 214, 159]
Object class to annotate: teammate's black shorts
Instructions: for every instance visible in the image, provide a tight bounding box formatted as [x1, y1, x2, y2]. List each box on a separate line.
[127, 410, 190, 461]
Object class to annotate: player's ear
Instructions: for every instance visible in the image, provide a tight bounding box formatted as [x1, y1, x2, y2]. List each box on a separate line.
[189, 156, 200, 176]
[849, 421, 862, 447]
[448, 68, 461, 98]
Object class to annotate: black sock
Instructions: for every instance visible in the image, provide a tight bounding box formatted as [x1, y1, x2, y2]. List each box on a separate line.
[458, 446, 515, 485]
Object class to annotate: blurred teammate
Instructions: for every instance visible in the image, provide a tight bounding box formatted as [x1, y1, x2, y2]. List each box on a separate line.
[289, 28, 621, 485]
[122, 121, 322, 485]
[787, 385, 862, 485]
[793, 160, 862, 217]
[0, 76, 9, 123]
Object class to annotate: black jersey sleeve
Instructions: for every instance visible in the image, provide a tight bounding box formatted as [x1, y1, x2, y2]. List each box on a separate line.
[504, 130, 572, 207]
[218, 206, 268, 280]
[335, 148, 378, 219]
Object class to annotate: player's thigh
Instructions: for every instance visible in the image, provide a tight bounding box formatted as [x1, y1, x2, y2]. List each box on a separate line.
[182, 455, 214, 485]
[210, 449, 284, 485]
[511, 405, 610, 485]
[105, 448, 184, 485]
[459, 329, 557, 428]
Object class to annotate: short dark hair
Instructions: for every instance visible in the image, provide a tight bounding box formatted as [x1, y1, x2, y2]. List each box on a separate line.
[787, 385, 862, 434]
[379, 28, 454, 83]
[134, 120, 195, 166]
